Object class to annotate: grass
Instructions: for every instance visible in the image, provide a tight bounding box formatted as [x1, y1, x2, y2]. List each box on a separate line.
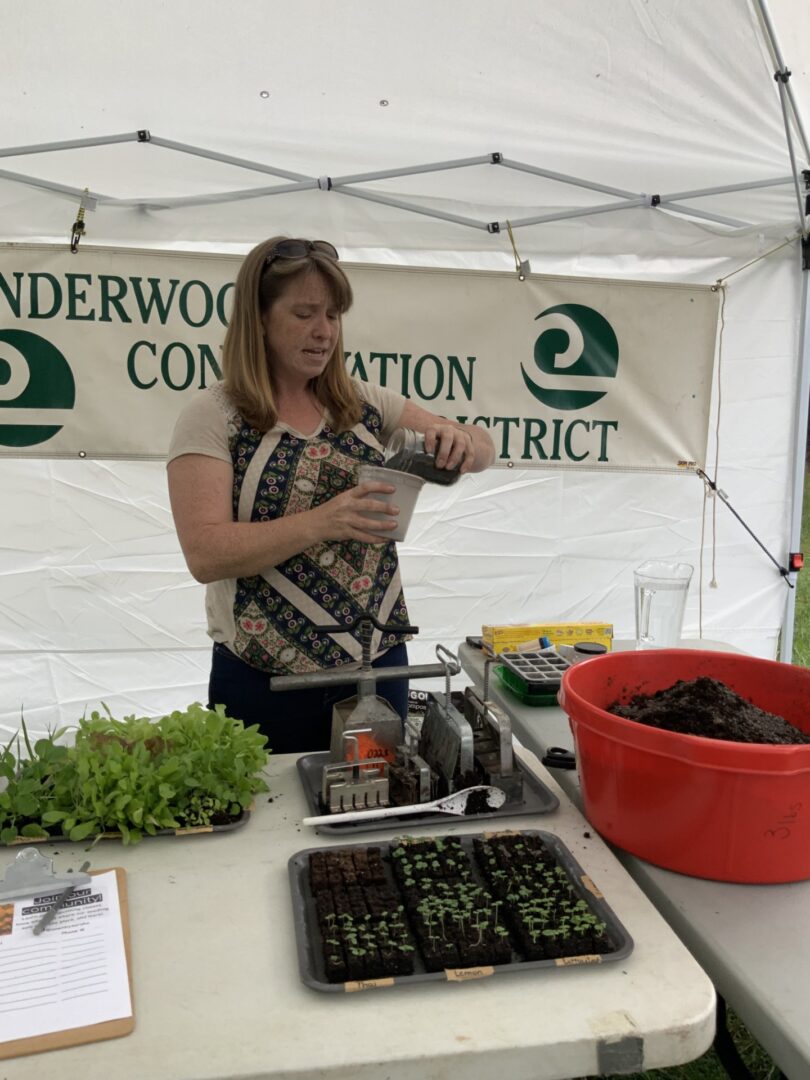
[792, 460, 810, 668]
[594, 465, 810, 1080]
[594, 1008, 782, 1078]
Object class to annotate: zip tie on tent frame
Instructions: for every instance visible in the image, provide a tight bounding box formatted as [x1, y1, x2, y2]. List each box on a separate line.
[505, 221, 530, 281]
[70, 188, 90, 253]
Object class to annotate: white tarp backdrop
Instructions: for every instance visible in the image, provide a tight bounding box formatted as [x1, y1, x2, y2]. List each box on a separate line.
[0, 0, 808, 737]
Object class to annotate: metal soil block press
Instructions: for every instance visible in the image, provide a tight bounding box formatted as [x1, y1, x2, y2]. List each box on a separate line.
[272, 615, 557, 830]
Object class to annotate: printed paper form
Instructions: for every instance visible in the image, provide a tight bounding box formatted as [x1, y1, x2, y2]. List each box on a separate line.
[0, 869, 132, 1043]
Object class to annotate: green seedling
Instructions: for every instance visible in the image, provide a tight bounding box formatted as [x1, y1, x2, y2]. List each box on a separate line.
[6, 703, 270, 845]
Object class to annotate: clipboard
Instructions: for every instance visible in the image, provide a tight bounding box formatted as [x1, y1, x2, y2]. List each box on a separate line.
[0, 851, 135, 1060]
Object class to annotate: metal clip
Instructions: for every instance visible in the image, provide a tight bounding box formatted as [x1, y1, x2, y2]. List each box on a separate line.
[70, 188, 90, 253]
[0, 847, 92, 902]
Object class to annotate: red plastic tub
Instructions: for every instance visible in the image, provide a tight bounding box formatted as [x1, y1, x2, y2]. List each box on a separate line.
[558, 649, 810, 883]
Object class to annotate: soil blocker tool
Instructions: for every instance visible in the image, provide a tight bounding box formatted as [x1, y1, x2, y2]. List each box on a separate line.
[274, 615, 534, 822]
[269, 614, 462, 813]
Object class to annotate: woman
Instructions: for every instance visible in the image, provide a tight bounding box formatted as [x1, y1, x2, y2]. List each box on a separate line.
[167, 236, 495, 752]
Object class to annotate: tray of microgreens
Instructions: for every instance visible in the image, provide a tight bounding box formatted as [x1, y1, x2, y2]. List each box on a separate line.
[0, 704, 270, 845]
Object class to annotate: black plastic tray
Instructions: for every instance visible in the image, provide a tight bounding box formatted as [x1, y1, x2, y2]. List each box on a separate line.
[296, 751, 559, 834]
[288, 829, 634, 992]
[2, 810, 251, 847]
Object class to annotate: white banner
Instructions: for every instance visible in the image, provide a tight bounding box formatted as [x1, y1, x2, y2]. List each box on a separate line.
[0, 244, 718, 470]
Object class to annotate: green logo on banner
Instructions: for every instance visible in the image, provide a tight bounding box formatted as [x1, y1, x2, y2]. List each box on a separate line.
[0, 330, 76, 447]
[521, 304, 619, 410]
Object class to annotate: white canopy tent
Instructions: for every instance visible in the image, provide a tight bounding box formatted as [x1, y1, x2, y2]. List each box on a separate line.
[1, 0, 809, 738]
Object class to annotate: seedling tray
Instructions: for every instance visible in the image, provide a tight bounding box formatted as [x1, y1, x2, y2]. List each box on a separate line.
[288, 829, 634, 993]
[494, 665, 560, 707]
[2, 811, 251, 847]
[499, 650, 571, 690]
[296, 752, 559, 834]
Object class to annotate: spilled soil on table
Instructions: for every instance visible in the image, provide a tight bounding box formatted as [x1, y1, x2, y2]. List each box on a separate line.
[608, 676, 810, 744]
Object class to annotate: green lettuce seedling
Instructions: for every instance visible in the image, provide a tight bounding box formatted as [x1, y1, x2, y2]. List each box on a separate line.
[1, 703, 270, 845]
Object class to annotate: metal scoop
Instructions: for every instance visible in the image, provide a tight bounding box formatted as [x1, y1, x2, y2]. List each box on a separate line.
[301, 785, 507, 827]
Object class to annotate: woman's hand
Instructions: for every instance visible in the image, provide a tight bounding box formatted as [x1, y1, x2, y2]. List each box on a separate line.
[423, 422, 476, 474]
[397, 401, 496, 473]
[310, 480, 399, 543]
[169, 456, 399, 584]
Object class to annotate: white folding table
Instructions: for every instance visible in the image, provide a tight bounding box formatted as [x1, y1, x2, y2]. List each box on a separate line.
[459, 639, 809, 1080]
[4, 748, 715, 1080]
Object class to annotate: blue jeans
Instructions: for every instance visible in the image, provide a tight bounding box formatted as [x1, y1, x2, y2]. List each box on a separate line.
[207, 641, 409, 754]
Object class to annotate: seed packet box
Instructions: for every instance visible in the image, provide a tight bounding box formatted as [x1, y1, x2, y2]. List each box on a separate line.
[482, 622, 614, 655]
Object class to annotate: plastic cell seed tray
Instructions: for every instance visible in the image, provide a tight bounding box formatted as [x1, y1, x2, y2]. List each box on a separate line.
[289, 829, 639, 989]
[495, 651, 571, 706]
[499, 651, 570, 689]
[494, 666, 558, 707]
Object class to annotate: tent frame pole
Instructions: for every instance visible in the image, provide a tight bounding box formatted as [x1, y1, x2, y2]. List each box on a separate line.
[497, 158, 639, 199]
[655, 203, 751, 228]
[754, 0, 810, 164]
[0, 132, 139, 158]
[331, 155, 495, 185]
[115, 179, 320, 211]
[147, 135, 312, 181]
[774, 76, 809, 235]
[332, 185, 490, 230]
[0, 167, 100, 205]
[0, 134, 797, 231]
[781, 242, 810, 661]
[750, 0, 810, 660]
[662, 177, 794, 200]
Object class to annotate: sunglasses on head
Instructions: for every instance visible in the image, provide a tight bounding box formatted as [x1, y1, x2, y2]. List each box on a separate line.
[264, 239, 339, 267]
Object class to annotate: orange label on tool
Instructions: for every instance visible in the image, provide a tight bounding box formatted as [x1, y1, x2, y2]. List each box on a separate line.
[345, 732, 396, 769]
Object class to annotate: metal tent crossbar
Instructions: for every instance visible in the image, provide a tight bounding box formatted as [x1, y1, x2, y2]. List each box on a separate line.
[0, 131, 801, 233]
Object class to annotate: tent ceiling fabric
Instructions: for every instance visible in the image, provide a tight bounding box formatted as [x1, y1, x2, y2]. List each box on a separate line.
[2, 0, 809, 255]
[1, 1, 809, 735]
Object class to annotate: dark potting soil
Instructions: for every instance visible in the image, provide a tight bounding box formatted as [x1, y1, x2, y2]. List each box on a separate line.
[608, 676, 810, 745]
[306, 832, 617, 983]
[463, 788, 494, 815]
[385, 450, 460, 485]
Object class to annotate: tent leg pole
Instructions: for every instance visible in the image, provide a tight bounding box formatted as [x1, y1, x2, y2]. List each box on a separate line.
[781, 242, 810, 661]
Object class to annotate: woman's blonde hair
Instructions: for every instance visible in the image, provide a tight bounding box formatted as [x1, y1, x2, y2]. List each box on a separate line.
[222, 236, 361, 432]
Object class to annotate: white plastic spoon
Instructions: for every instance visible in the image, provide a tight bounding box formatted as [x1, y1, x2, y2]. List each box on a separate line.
[301, 785, 507, 827]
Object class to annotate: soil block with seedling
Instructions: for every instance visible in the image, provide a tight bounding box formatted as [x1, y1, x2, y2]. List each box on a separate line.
[288, 830, 633, 991]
